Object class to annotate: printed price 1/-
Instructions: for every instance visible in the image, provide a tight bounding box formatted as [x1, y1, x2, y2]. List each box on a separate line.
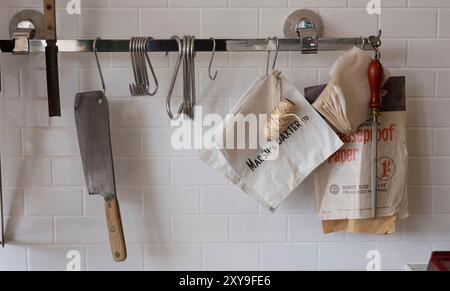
[377, 157, 396, 181]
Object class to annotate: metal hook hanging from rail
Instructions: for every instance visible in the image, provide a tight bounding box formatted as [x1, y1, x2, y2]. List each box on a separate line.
[129, 36, 159, 97]
[208, 37, 218, 80]
[181, 35, 196, 119]
[93, 38, 106, 94]
[166, 35, 183, 120]
[145, 37, 159, 96]
[266, 37, 280, 75]
[368, 29, 382, 60]
[165, 35, 197, 120]
[190, 35, 197, 119]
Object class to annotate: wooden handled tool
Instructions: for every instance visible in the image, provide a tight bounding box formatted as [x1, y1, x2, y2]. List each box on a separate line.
[75, 91, 127, 262]
[43, 0, 61, 117]
[105, 198, 126, 261]
[368, 55, 383, 219]
[369, 60, 383, 110]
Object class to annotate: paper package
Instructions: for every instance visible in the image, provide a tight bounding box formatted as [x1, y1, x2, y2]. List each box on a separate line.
[305, 77, 408, 233]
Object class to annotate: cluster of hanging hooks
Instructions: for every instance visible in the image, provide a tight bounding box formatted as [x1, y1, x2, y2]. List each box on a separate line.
[165, 35, 198, 120]
[165, 36, 220, 120]
[129, 37, 159, 96]
[93, 36, 295, 120]
[93, 37, 159, 97]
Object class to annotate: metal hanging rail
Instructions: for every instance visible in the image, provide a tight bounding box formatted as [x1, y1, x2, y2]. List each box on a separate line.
[0, 37, 373, 53]
[0, 8, 381, 122]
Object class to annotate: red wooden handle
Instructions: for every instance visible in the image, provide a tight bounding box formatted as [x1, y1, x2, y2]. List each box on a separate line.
[368, 59, 384, 110]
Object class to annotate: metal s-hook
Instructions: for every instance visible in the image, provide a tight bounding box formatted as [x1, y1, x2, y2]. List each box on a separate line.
[93, 38, 106, 94]
[166, 35, 183, 120]
[271, 37, 280, 71]
[369, 29, 382, 60]
[144, 37, 159, 96]
[266, 37, 280, 75]
[208, 37, 218, 80]
[189, 35, 197, 119]
[181, 35, 189, 116]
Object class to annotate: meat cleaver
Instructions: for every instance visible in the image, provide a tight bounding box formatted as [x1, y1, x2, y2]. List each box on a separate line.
[75, 91, 127, 262]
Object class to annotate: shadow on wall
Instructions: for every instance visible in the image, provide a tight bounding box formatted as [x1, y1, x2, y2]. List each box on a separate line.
[4, 126, 48, 243]
[4, 189, 25, 243]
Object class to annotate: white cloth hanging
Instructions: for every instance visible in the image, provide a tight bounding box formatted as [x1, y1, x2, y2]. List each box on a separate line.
[313, 47, 390, 134]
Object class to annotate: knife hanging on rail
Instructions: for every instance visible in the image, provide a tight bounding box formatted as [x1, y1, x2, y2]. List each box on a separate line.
[43, 0, 61, 117]
[75, 91, 127, 262]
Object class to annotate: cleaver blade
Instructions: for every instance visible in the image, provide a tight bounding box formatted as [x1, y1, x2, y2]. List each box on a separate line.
[75, 90, 127, 262]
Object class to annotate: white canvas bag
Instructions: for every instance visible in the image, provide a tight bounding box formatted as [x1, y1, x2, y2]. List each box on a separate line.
[200, 70, 343, 211]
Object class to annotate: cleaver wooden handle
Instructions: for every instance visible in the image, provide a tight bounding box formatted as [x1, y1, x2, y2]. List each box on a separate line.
[105, 198, 127, 262]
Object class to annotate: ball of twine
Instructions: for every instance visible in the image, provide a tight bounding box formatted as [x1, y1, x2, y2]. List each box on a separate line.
[264, 98, 301, 141]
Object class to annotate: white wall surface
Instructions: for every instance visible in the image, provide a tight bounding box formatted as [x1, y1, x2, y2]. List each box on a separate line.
[0, 0, 449, 271]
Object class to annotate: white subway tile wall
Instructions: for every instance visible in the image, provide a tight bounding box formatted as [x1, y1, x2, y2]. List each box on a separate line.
[0, 0, 449, 271]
